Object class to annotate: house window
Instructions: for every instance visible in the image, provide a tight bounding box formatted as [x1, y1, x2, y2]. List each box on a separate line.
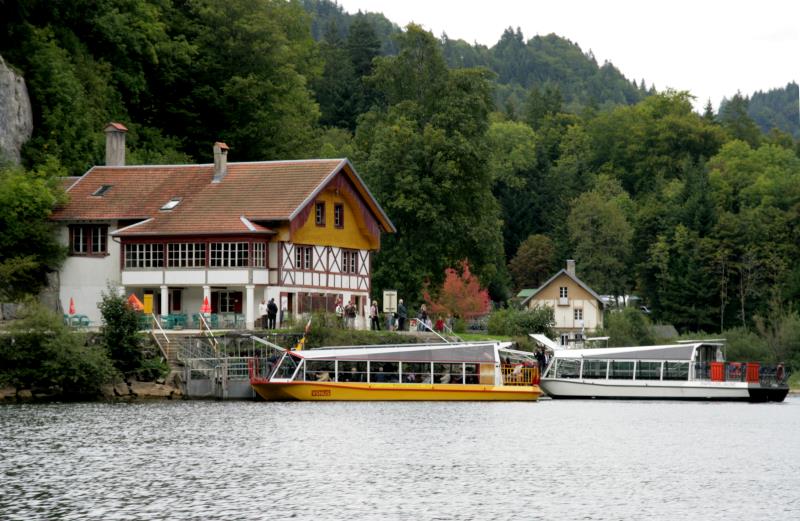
[559, 287, 568, 299]
[334, 204, 344, 228]
[560, 334, 569, 346]
[295, 245, 313, 270]
[124, 243, 164, 268]
[92, 185, 112, 197]
[253, 242, 266, 267]
[574, 309, 583, 321]
[69, 225, 108, 255]
[219, 291, 236, 313]
[160, 197, 182, 211]
[210, 242, 248, 267]
[315, 202, 326, 226]
[167, 243, 205, 267]
[342, 250, 358, 274]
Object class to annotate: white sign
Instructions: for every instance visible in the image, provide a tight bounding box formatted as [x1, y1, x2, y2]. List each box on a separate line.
[382, 290, 397, 314]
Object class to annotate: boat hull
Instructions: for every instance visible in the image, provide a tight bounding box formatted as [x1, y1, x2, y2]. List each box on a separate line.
[251, 382, 542, 401]
[540, 378, 788, 402]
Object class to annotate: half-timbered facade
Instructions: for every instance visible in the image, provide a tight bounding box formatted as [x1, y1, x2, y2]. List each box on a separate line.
[51, 124, 395, 329]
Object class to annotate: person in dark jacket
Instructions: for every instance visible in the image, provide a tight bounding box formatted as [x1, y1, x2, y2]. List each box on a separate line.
[266, 298, 278, 329]
[397, 299, 407, 331]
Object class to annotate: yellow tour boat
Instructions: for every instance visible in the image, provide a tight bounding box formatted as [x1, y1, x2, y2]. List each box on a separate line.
[249, 341, 542, 401]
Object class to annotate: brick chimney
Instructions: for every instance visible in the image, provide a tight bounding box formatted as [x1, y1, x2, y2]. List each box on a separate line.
[212, 142, 229, 183]
[566, 259, 576, 275]
[104, 122, 128, 166]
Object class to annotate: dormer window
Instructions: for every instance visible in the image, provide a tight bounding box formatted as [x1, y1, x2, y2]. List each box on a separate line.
[92, 185, 113, 196]
[161, 197, 182, 211]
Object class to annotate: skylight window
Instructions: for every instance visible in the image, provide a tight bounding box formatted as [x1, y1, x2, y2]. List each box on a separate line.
[161, 198, 182, 211]
[92, 185, 113, 196]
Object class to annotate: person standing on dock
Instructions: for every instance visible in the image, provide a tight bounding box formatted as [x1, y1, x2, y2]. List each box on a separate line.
[267, 298, 278, 329]
[370, 300, 380, 330]
[335, 297, 344, 328]
[259, 299, 268, 330]
[397, 299, 407, 331]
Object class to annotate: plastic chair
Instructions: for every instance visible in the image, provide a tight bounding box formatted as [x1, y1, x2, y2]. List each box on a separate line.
[209, 314, 220, 329]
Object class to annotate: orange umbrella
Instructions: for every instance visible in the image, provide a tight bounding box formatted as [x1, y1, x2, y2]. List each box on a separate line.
[127, 294, 144, 311]
[200, 296, 211, 314]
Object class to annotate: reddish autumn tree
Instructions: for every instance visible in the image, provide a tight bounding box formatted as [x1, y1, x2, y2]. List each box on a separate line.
[422, 260, 491, 319]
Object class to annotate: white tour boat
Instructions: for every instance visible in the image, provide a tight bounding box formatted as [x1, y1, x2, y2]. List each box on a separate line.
[538, 341, 788, 402]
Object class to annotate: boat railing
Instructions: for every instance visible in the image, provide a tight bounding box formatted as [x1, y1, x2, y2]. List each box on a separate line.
[249, 356, 281, 384]
[693, 361, 787, 385]
[501, 365, 540, 386]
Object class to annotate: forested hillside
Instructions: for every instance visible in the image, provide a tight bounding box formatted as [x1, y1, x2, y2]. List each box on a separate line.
[2, 0, 799, 347]
[731, 82, 799, 139]
[302, 1, 649, 116]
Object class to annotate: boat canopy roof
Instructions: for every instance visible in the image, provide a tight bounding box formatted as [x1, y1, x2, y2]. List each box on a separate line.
[291, 341, 512, 363]
[550, 342, 722, 361]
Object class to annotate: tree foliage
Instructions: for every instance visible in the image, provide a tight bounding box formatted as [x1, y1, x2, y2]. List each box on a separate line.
[508, 234, 555, 291]
[0, 163, 67, 301]
[359, 25, 506, 303]
[487, 305, 555, 337]
[98, 286, 143, 376]
[1, 1, 798, 341]
[423, 260, 490, 319]
[0, 300, 114, 397]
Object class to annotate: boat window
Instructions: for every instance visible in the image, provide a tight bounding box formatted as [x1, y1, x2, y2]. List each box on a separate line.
[582, 360, 608, 379]
[337, 361, 367, 382]
[370, 362, 399, 383]
[305, 360, 335, 382]
[610, 361, 634, 379]
[555, 359, 580, 379]
[636, 361, 662, 380]
[465, 363, 479, 384]
[663, 362, 689, 380]
[273, 354, 300, 380]
[434, 363, 463, 384]
[401, 362, 432, 383]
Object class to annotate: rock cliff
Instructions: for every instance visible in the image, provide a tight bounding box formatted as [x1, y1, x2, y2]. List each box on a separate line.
[0, 54, 33, 165]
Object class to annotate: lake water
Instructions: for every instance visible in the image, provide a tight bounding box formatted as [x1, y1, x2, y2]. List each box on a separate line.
[1, 397, 799, 520]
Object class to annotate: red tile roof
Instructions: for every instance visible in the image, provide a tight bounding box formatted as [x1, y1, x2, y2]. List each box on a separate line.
[51, 159, 395, 236]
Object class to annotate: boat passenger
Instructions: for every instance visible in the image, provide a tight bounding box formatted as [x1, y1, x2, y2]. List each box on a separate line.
[439, 373, 451, 384]
[345, 366, 362, 382]
[316, 371, 331, 382]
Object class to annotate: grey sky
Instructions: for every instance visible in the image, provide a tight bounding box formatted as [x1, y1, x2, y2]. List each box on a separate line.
[337, 0, 798, 111]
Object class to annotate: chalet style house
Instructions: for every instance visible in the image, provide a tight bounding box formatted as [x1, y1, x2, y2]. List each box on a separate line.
[51, 123, 395, 329]
[520, 260, 604, 347]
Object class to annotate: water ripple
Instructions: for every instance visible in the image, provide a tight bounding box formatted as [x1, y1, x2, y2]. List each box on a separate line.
[1, 399, 799, 520]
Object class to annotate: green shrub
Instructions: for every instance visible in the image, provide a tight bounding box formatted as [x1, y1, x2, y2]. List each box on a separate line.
[487, 306, 555, 337]
[597, 308, 656, 346]
[0, 300, 114, 397]
[135, 355, 170, 381]
[99, 286, 142, 375]
[718, 327, 770, 362]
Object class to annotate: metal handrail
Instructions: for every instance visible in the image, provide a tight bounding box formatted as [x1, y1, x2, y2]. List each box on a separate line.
[197, 313, 220, 354]
[151, 312, 169, 344]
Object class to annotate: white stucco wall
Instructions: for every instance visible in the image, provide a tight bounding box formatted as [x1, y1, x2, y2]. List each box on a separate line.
[58, 223, 121, 325]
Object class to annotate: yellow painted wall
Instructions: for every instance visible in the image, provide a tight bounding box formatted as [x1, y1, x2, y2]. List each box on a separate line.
[290, 188, 379, 250]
